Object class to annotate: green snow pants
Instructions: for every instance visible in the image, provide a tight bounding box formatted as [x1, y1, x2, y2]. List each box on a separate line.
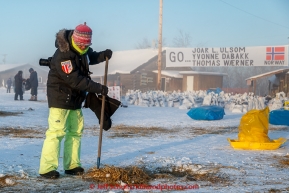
[39, 107, 84, 174]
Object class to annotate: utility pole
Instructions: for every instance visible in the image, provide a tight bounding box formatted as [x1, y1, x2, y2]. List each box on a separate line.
[157, 0, 163, 90]
[1, 54, 7, 64]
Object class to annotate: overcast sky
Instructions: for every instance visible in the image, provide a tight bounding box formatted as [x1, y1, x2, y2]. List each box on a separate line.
[0, 0, 288, 65]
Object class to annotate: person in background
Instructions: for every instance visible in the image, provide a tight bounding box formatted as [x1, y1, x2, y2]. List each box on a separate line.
[14, 71, 25, 100]
[6, 78, 12, 93]
[28, 68, 38, 101]
[39, 22, 112, 179]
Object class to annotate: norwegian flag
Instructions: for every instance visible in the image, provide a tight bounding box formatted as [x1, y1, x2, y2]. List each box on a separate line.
[61, 60, 73, 74]
[266, 47, 285, 60]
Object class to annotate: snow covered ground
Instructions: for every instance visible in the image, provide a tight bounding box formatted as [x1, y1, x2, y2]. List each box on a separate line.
[0, 87, 289, 193]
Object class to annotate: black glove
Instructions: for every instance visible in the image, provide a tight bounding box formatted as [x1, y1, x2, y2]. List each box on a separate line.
[104, 49, 112, 60]
[101, 85, 108, 96]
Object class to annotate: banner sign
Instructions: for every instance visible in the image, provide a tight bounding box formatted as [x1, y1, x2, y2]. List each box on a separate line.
[108, 86, 121, 101]
[166, 45, 288, 67]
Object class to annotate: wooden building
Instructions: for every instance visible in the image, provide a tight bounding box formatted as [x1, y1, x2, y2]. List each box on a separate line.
[180, 71, 227, 91]
[89, 49, 227, 95]
[89, 49, 187, 94]
[130, 52, 191, 93]
[151, 70, 183, 92]
[245, 68, 289, 97]
[127, 50, 226, 93]
[89, 49, 163, 95]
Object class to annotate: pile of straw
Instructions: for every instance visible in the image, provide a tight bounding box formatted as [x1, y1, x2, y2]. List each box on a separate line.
[0, 175, 16, 187]
[83, 165, 151, 185]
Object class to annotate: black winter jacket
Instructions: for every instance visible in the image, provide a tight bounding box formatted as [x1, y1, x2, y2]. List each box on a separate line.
[29, 71, 38, 88]
[14, 72, 24, 91]
[47, 29, 107, 110]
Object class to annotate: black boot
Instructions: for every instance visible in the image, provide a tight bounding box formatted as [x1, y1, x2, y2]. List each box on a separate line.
[40, 170, 60, 179]
[65, 167, 84, 175]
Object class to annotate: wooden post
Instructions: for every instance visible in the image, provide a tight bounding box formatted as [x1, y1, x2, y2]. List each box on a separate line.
[157, 0, 163, 90]
[253, 79, 257, 95]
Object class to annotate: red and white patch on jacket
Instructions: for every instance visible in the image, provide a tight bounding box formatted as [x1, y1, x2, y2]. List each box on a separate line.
[61, 60, 73, 74]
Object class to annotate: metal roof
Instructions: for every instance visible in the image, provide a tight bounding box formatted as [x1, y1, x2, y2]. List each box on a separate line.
[151, 70, 227, 78]
[89, 49, 162, 77]
[245, 68, 289, 80]
[152, 70, 183, 78]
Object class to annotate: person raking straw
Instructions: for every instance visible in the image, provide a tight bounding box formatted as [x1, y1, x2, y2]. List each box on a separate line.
[39, 22, 112, 179]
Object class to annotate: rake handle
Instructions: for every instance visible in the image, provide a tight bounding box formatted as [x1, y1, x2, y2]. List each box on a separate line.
[97, 57, 109, 169]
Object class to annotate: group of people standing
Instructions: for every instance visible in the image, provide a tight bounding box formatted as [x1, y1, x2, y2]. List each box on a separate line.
[7, 68, 38, 101]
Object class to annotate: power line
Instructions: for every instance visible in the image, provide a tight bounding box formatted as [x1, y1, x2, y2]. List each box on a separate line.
[219, 0, 289, 30]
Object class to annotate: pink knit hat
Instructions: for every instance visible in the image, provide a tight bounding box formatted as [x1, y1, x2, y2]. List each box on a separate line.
[72, 22, 92, 46]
